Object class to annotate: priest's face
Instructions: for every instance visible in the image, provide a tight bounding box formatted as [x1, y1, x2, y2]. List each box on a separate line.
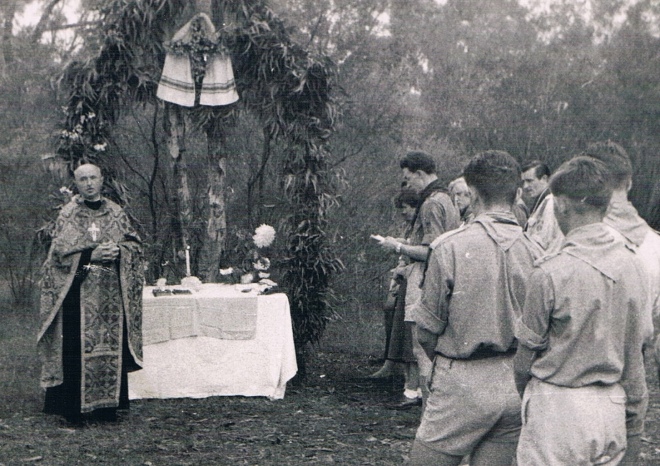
[74, 164, 103, 201]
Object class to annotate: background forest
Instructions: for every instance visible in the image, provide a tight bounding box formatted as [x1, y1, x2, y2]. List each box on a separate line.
[1, 0, 659, 355]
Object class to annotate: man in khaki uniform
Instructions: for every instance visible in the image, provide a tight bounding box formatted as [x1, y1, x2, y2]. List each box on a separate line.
[409, 151, 540, 465]
[584, 140, 660, 463]
[514, 156, 650, 464]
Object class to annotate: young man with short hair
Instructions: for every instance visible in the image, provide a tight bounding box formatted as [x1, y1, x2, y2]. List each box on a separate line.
[584, 140, 660, 463]
[408, 150, 541, 465]
[514, 156, 650, 464]
[39, 164, 144, 425]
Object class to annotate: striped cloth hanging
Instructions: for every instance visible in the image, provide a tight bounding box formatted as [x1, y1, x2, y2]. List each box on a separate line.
[200, 53, 239, 106]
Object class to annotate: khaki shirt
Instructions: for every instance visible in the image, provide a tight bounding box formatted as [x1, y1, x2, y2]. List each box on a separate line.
[405, 190, 460, 322]
[604, 199, 660, 365]
[516, 223, 650, 434]
[415, 212, 540, 357]
[410, 190, 460, 247]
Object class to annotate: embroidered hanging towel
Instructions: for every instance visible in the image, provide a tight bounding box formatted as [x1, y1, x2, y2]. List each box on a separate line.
[157, 53, 196, 107]
[156, 12, 239, 107]
[200, 54, 239, 106]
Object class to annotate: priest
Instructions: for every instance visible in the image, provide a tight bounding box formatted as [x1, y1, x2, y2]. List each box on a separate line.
[38, 163, 144, 425]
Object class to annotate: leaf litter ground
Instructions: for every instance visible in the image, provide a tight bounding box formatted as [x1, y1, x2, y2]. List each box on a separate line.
[1, 314, 660, 465]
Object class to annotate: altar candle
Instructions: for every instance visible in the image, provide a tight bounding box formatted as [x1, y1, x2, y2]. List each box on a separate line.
[185, 246, 191, 277]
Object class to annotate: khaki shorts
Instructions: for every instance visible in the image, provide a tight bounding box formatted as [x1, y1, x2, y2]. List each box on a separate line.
[410, 323, 432, 378]
[415, 353, 521, 456]
[517, 378, 626, 465]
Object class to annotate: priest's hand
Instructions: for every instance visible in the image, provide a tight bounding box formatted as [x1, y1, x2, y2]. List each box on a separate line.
[91, 241, 120, 263]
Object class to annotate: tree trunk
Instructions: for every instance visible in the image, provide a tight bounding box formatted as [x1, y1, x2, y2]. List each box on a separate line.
[1, 0, 17, 77]
[163, 103, 193, 274]
[197, 0, 230, 283]
[198, 120, 227, 282]
[247, 127, 272, 226]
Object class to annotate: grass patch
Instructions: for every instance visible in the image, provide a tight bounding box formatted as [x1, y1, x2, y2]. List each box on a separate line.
[0, 310, 42, 419]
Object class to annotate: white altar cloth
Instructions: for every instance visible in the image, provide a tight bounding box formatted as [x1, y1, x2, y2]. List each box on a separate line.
[129, 284, 297, 400]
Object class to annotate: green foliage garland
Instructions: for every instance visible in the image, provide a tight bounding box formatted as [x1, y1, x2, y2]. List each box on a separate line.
[53, 0, 343, 367]
[56, 0, 186, 160]
[230, 2, 343, 362]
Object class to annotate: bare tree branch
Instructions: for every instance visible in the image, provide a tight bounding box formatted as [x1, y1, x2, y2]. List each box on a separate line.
[31, 0, 63, 44]
[43, 20, 101, 32]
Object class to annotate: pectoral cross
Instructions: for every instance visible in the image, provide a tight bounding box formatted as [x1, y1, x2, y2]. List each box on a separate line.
[88, 222, 100, 241]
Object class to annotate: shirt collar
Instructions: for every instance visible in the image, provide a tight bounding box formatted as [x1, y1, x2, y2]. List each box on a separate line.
[604, 200, 650, 247]
[74, 195, 108, 215]
[562, 223, 620, 281]
[418, 179, 445, 202]
[473, 211, 522, 251]
[531, 187, 550, 213]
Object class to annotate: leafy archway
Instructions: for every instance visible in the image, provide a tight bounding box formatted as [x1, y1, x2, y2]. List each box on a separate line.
[53, 0, 342, 377]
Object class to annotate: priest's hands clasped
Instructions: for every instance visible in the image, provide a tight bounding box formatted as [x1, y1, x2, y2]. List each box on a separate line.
[91, 241, 120, 263]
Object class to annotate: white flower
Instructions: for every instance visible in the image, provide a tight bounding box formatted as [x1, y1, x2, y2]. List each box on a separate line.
[240, 273, 255, 284]
[93, 143, 107, 152]
[59, 186, 73, 196]
[253, 224, 276, 248]
[219, 267, 234, 275]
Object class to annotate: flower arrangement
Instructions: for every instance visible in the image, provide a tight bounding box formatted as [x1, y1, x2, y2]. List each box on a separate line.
[220, 224, 277, 285]
[253, 224, 276, 249]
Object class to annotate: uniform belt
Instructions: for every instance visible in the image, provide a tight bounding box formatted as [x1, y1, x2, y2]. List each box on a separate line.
[439, 346, 516, 361]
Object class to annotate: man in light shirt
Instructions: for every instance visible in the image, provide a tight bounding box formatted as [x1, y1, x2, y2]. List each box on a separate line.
[514, 156, 650, 464]
[409, 151, 541, 465]
[583, 140, 660, 464]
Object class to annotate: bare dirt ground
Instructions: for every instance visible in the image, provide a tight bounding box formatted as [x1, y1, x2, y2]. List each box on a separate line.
[2, 312, 660, 465]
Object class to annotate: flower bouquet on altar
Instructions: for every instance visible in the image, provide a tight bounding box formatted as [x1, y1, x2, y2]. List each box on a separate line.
[219, 224, 279, 291]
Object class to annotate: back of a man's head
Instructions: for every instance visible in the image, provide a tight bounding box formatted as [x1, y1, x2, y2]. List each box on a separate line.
[582, 140, 632, 190]
[400, 151, 436, 175]
[549, 156, 613, 215]
[521, 160, 550, 180]
[463, 150, 520, 205]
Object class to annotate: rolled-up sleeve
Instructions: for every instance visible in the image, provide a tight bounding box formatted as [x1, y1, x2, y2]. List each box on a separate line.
[415, 245, 451, 336]
[516, 267, 553, 351]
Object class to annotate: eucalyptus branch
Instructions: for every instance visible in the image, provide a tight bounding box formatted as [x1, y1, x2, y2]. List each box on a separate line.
[31, 0, 63, 44]
[307, 12, 325, 48]
[42, 20, 102, 32]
